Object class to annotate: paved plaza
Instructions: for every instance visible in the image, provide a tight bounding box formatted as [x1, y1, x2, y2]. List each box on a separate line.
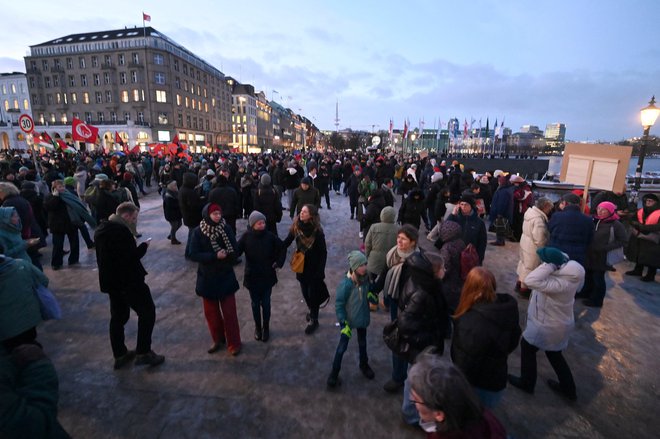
[38, 189, 659, 439]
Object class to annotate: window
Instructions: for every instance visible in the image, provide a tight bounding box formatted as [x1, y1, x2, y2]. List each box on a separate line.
[133, 89, 140, 102]
[197, 85, 201, 96]
[131, 71, 138, 83]
[104, 72, 110, 85]
[71, 93, 77, 104]
[132, 53, 139, 64]
[30, 77, 36, 88]
[184, 80, 188, 92]
[185, 97, 189, 108]
[192, 98, 196, 109]
[154, 72, 165, 84]
[105, 91, 112, 103]
[156, 90, 167, 103]
[39, 113, 45, 124]
[204, 88, 207, 98]
[85, 112, 92, 122]
[204, 103, 208, 112]
[97, 112, 104, 122]
[79, 57, 85, 68]
[158, 113, 168, 124]
[95, 91, 102, 103]
[23, 99, 29, 110]
[72, 112, 79, 119]
[175, 77, 180, 89]
[104, 55, 112, 66]
[54, 59, 61, 70]
[118, 54, 125, 65]
[3, 100, 8, 111]
[83, 92, 90, 104]
[50, 113, 55, 123]
[177, 113, 182, 126]
[183, 64, 188, 75]
[176, 94, 181, 106]
[53, 76, 59, 87]
[80, 75, 87, 86]
[205, 119, 209, 130]
[45, 77, 51, 88]
[190, 67, 194, 78]
[121, 91, 129, 102]
[56, 93, 61, 104]
[124, 112, 131, 121]
[93, 74, 100, 86]
[63, 94, 67, 105]
[68, 75, 75, 87]
[193, 117, 198, 129]
[42, 60, 49, 70]
[66, 58, 72, 69]
[173, 60, 179, 71]
[61, 113, 67, 124]
[120, 72, 127, 84]
[154, 54, 164, 65]
[110, 112, 117, 123]
[186, 115, 191, 127]
[137, 112, 144, 123]
[91, 56, 98, 67]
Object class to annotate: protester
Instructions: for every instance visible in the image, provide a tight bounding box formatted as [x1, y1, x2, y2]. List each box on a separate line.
[447, 194, 487, 263]
[364, 206, 398, 311]
[289, 177, 320, 218]
[162, 180, 183, 245]
[625, 193, 659, 282]
[548, 193, 594, 267]
[45, 180, 80, 270]
[516, 197, 553, 298]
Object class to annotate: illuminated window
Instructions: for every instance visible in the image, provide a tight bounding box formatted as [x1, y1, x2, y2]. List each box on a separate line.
[23, 99, 28, 110]
[83, 92, 90, 104]
[156, 90, 167, 103]
[133, 89, 140, 102]
[56, 93, 61, 104]
[121, 91, 129, 102]
[50, 113, 55, 123]
[71, 93, 77, 104]
[176, 94, 181, 106]
[61, 113, 67, 123]
[192, 98, 196, 109]
[185, 96, 189, 108]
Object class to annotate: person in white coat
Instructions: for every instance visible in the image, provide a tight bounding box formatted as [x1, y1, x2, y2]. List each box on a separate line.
[515, 198, 554, 298]
[508, 247, 585, 402]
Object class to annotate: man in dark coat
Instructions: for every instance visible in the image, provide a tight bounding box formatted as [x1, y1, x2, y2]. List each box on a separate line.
[208, 175, 240, 234]
[447, 195, 488, 264]
[178, 172, 204, 257]
[548, 193, 594, 267]
[252, 174, 283, 236]
[289, 177, 320, 218]
[94, 202, 164, 369]
[44, 180, 79, 270]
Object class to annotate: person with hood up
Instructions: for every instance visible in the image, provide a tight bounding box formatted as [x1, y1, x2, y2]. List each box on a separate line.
[188, 203, 242, 356]
[162, 181, 183, 245]
[364, 206, 398, 310]
[179, 172, 205, 257]
[208, 172, 241, 234]
[252, 173, 283, 236]
[236, 211, 285, 342]
[0, 207, 37, 263]
[398, 188, 427, 230]
[508, 247, 585, 402]
[451, 267, 521, 408]
[326, 251, 377, 388]
[625, 193, 660, 282]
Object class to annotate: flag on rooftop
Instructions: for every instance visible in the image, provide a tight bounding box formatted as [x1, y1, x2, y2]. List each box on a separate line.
[143, 12, 151, 22]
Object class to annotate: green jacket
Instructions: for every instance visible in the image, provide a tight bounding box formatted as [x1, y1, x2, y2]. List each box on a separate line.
[335, 274, 370, 329]
[364, 206, 398, 275]
[0, 257, 47, 341]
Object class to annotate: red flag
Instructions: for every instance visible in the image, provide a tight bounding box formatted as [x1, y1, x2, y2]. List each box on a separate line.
[402, 119, 409, 139]
[143, 12, 151, 22]
[72, 118, 99, 143]
[130, 144, 141, 155]
[172, 134, 180, 146]
[168, 143, 178, 155]
[114, 131, 124, 146]
[56, 139, 67, 150]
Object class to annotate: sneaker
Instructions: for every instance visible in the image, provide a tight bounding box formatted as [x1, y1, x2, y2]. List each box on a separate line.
[207, 341, 225, 354]
[327, 371, 341, 388]
[547, 379, 577, 401]
[135, 350, 165, 367]
[383, 379, 404, 393]
[304, 320, 319, 335]
[508, 374, 534, 394]
[113, 350, 136, 370]
[360, 364, 375, 380]
[359, 231, 364, 239]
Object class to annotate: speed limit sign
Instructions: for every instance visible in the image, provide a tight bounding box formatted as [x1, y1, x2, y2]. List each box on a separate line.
[19, 114, 35, 134]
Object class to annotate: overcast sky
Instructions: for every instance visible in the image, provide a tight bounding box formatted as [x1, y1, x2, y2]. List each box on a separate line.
[1, 0, 659, 141]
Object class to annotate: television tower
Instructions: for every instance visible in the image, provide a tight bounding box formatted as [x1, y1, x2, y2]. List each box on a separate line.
[334, 99, 340, 132]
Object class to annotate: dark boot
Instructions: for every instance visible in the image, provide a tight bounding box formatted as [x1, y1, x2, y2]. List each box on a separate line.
[327, 368, 341, 388]
[641, 267, 657, 282]
[262, 321, 270, 342]
[305, 319, 319, 335]
[360, 363, 375, 380]
[254, 322, 262, 341]
[625, 264, 643, 276]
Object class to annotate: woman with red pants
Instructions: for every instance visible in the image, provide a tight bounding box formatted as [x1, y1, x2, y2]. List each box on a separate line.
[189, 203, 242, 355]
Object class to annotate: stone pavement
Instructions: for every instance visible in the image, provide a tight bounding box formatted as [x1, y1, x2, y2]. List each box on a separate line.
[37, 188, 659, 439]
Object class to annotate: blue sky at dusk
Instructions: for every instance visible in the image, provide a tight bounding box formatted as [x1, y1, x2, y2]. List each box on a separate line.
[1, 0, 658, 141]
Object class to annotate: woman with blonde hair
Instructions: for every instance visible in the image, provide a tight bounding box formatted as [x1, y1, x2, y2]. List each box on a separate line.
[451, 267, 521, 408]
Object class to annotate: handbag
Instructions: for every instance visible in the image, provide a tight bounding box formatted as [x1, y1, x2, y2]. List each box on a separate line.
[606, 226, 625, 266]
[382, 319, 409, 358]
[290, 250, 305, 273]
[35, 284, 62, 320]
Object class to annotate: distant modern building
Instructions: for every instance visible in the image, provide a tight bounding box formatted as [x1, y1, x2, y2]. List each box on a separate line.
[520, 125, 544, 136]
[0, 72, 32, 149]
[227, 77, 257, 153]
[255, 91, 272, 151]
[24, 27, 233, 151]
[544, 123, 566, 141]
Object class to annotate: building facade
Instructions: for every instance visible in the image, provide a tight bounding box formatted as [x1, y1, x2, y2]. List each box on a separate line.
[227, 78, 258, 153]
[0, 72, 32, 149]
[24, 27, 232, 152]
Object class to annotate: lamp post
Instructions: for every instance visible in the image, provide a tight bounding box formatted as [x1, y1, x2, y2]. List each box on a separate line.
[634, 96, 660, 199]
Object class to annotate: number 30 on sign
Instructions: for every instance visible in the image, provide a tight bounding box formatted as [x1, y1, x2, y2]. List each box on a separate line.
[19, 114, 35, 134]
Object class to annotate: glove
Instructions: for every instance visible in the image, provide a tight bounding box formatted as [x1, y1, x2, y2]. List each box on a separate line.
[367, 291, 378, 304]
[340, 322, 352, 338]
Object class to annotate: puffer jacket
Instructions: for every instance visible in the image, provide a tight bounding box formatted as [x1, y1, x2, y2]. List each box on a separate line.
[516, 206, 549, 281]
[178, 173, 204, 227]
[335, 274, 370, 329]
[433, 220, 465, 311]
[451, 294, 521, 391]
[548, 204, 594, 266]
[584, 219, 627, 271]
[365, 206, 398, 275]
[523, 261, 585, 351]
[396, 252, 448, 362]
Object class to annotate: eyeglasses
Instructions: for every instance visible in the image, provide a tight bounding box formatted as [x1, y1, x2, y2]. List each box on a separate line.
[409, 398, 427, 406]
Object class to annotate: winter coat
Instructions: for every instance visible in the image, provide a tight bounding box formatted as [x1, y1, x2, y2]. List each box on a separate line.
[162, 189, 182, 222]
[433, 220, 465, 311]
[178, 173, 204, 227]
[362, 190, 386, 235]
[252, 185, 283, 226]
[94, 219, 148, 293]
[584, 219, 627, 271]
[0, 207, 30, 262]
[119, 181, 140, 209]
[381, 185, 395, 207]
[489, 184, 515, 223]
[94, 189, 120, 222]
[20, 187, 47, 240]
[1, 193, 33, 238]
[236, 228, 284, 291]
[188, 221, 240, 300]
[283, 226, 327, 282]
[451, 294, 521, 391]
[0, 257, 47, 341]
[447, 209, 487, 263]
[335, 275, 370, 329]
[289, 186, 320, 217]
[516, 206, 549, 281]
[73, 170, 88, 197]
[346, 174, 360, 204]
[523, 261, 585, 351]
[43, 194, 73, 235]
[365, 206, 398, 275]
[396, 252, 448, 362]
[208, 181, 240, 219]
[548, 205, 594, 266]
[627, 205, 660, 267]
[283, 168, 301, 190]
[398, 189, 426, 228]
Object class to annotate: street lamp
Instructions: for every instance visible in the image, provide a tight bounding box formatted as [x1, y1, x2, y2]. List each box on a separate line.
[635, 96, 660, 195]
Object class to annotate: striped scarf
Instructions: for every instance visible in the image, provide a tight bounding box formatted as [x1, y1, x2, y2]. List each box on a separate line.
[199, 218, 234, 254]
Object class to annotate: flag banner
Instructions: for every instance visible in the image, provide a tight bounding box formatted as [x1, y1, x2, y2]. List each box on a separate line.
[143, 12, 151, 22]
[173, 134, 180, 146]
[114, 131, 124, 146]
[436, 119, 442, 140]
[72, 118, 99, 143]
[130, 144, 141, 155]
[402, 119, 409, 139]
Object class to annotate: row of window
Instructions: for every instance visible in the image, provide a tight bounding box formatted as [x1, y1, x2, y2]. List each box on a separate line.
[38, 111, 146, 125]
[31, 53, 141, 72]
[3, 99, 29, 111]
[1, 83, 25, 95]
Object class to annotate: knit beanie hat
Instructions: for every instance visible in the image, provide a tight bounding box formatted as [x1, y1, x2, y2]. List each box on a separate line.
[459, 194, 476, 210]
[208, 203, 222, 215]
[431, 172, 443, 183]
[562, 193, 581, 205]
[260, 173, 271, 186]
[248, 210, 266, 228]
[94, 173, 109, 181]
[536, 247, 569, 266]
[301, 176, 312, 186]
[63, 176, 75, 186]
[123, 172, 133, 182]
[347, 250, 367, 272]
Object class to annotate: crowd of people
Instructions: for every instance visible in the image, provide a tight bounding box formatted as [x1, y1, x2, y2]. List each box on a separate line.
[1, 146, 658, 437]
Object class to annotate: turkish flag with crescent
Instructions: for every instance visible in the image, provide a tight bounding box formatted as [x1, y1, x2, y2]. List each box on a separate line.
[72, 118, 99, 142]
